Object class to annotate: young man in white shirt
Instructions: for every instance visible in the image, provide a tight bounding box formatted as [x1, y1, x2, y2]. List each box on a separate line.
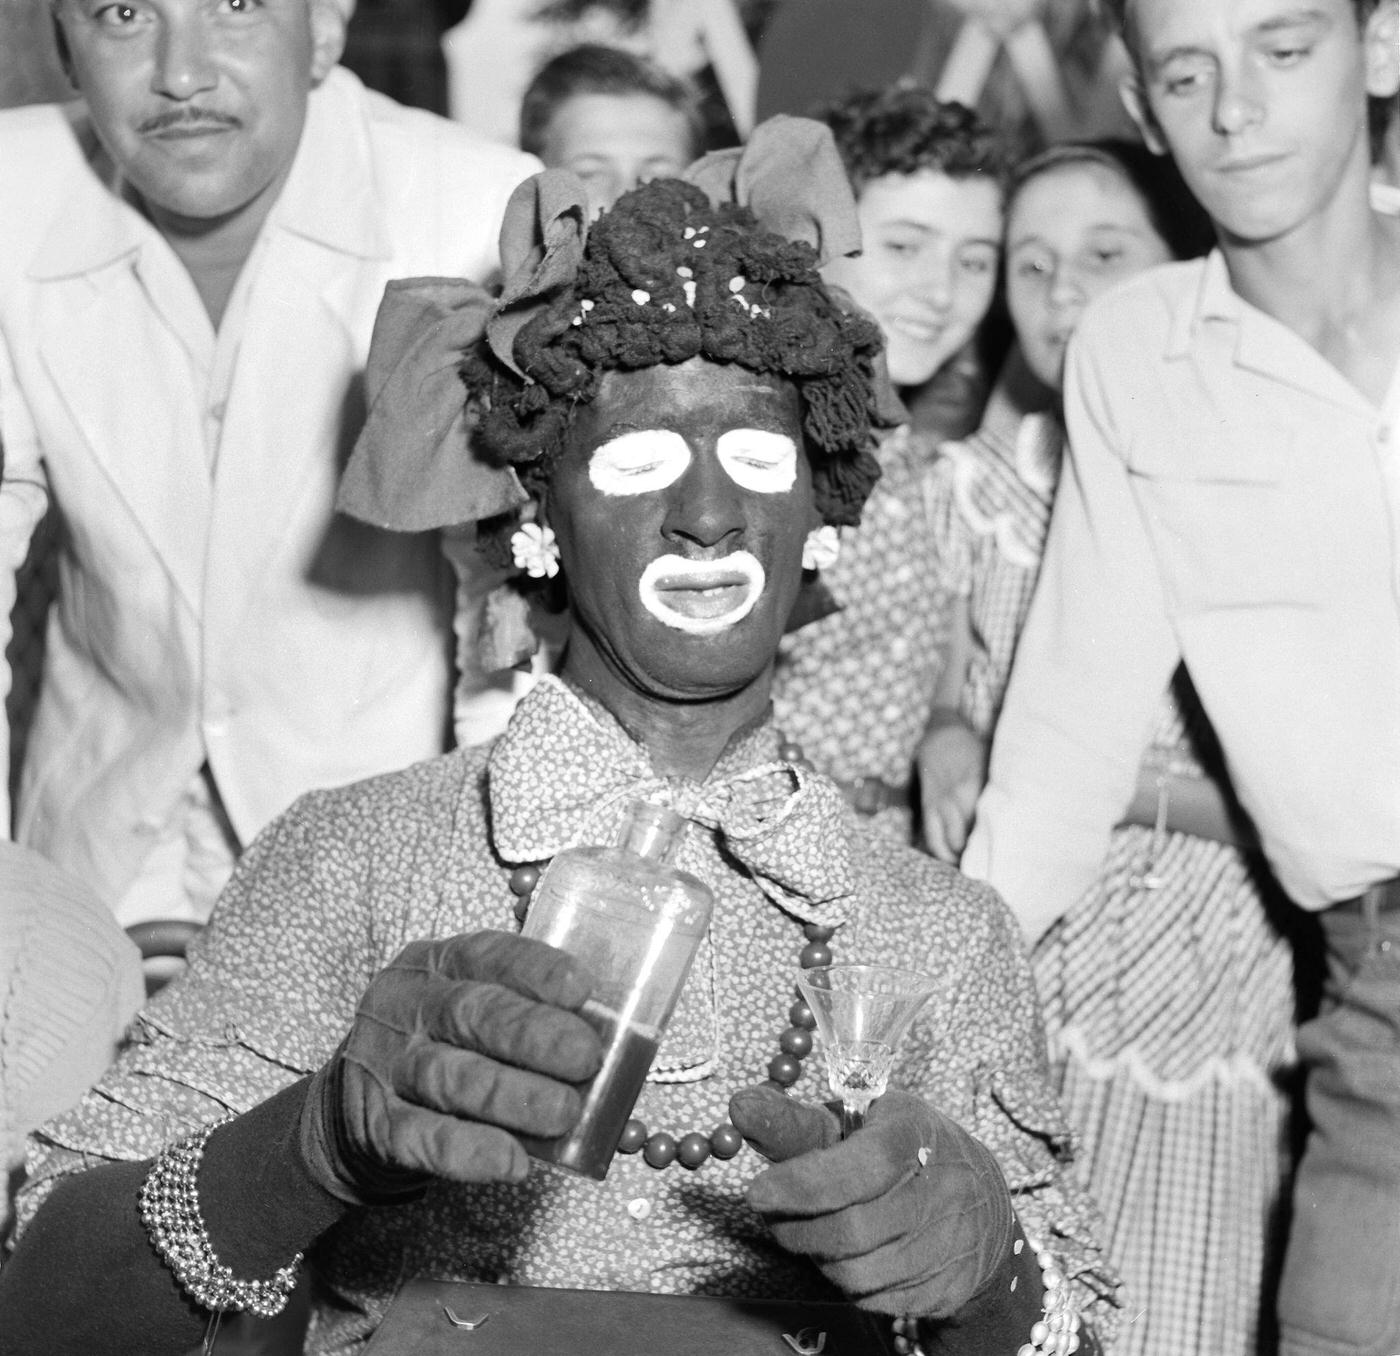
[960, 0, 1400, 1349]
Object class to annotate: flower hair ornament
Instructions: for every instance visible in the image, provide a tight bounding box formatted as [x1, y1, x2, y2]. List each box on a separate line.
[338, 115, 903, 672]
[510, 520, 560, 579]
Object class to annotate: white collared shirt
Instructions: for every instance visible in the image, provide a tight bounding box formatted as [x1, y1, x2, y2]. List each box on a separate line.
[962, 250, 1400, 941]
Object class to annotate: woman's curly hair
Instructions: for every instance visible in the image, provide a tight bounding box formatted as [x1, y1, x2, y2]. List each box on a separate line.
[462, 177, 887, 530]
[817, 85, 1009, 196]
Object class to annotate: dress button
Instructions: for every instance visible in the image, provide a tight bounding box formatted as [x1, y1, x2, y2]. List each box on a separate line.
[626, 1197, 651, 1220]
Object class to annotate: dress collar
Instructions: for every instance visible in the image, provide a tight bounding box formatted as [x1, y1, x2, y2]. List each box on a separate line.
[486, 675, 857, 925]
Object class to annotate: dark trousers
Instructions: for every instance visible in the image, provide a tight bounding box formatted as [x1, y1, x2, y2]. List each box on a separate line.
[1279, 884, 1400, 1356]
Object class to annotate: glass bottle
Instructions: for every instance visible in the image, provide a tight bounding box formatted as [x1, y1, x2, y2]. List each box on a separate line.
[518, 799, 715, 1179]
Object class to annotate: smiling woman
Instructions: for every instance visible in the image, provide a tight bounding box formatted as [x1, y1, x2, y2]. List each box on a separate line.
[818, 92, 1006, 393]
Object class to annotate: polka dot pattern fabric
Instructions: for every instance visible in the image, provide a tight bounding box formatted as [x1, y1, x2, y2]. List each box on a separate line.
[21, 685, 1120, 1353]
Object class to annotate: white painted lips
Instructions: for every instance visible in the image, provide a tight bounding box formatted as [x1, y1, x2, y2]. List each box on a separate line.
[639, 552, 766, 635]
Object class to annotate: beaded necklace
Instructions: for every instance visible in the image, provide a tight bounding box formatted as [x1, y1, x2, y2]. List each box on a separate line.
[505, 742, 838, 1172]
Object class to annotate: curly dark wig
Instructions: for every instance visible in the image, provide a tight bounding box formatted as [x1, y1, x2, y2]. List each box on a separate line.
[462, 176, 887, 530]
[816, 85, 1010, 196]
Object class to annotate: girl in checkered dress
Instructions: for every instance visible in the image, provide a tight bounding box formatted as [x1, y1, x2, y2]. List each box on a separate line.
[920, 142, 1307, 1356]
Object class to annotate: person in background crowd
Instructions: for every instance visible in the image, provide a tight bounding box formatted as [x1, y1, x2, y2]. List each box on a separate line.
[921, 140, 1303, 1354]
[448, 42, 705, 745]
[0, 0, 537, 928]
[765, 89, 1007, 842]
[961, 0, 1400, 1351]
[520, 41, 703, 216]
[818, 85, 1007, 444]
[0, 124, 1121, 1355]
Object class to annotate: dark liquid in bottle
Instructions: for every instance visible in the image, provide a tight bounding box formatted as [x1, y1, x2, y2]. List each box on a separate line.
[522, 1004, 660, 1181]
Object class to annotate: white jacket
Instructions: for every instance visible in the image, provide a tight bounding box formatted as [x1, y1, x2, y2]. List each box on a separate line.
[0, 68, 538, 905]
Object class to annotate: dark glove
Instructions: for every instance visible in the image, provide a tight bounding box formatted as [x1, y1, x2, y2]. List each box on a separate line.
[729, 1085, 1014, 1320]
[301, 930, 602, 1203]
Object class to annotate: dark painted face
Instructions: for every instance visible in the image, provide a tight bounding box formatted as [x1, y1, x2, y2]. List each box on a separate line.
[546, 355, 817, 706]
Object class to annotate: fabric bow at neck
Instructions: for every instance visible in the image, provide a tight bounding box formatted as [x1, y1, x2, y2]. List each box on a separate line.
[489, 676, 856, 928]
[488, 678, 856, 1080]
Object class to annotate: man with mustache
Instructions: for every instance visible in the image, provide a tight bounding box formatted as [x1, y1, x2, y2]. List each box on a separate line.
[0, 0, 538, 928]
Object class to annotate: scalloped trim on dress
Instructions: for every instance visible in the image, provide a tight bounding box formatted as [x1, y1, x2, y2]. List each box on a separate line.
[1049, 1023, 1297, 1102]
[943, 415, 1059, 572]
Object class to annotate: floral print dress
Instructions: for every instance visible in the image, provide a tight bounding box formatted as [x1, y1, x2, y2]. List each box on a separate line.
[772, 424, 950, 843]
[19, 677, 1121, 1354]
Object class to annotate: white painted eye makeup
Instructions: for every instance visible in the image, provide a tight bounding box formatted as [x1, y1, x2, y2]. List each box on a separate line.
[588, 429, 691, 496]
[588, 427, 798, 496]
[716, 428, 798, 493]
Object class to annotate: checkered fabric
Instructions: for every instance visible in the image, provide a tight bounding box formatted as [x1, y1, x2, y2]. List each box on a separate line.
[927, 403, 1303, 1356]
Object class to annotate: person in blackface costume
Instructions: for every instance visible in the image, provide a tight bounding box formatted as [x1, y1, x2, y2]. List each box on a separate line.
[0, 119, 1120, 1356]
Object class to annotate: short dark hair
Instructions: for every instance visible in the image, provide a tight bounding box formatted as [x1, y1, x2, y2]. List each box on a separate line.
[1007, 139, 1215, 261]
[519, 43, 705, 162]
[814, 85, 1009, 196]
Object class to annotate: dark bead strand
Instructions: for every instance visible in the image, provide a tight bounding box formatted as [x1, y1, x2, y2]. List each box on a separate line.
[708, 1124, 743, 1159]
[512, 736, 838, 1171]
[617, 1120, 648, 1155]
[611, 918, 839, 1167]
[642, 1133, 678, 1169]
[677, 1133, 712, 1168]
[508, 863, 543, 924]
[778, 1027, 812, 1058]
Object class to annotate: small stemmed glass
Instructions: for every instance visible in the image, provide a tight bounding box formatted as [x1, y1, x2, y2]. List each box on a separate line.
[796, 963, 938, 1137]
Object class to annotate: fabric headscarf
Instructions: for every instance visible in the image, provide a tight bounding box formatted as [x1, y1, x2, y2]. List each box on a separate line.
[337, 115, 892, 537]
[337, 115, 900, 670]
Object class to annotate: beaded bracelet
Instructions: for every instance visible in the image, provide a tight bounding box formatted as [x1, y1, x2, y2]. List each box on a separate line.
[138, 1117, 303, 1319]
[1016, 1233, 1082, 1356]
[888, 1232, 1082, 1356]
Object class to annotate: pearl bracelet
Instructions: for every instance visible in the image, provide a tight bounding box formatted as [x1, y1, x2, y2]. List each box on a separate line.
[888, 1232, 1082, 1356]
[138, 1116, 303, 1319]
[1016, 1233, 1081, 1356]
